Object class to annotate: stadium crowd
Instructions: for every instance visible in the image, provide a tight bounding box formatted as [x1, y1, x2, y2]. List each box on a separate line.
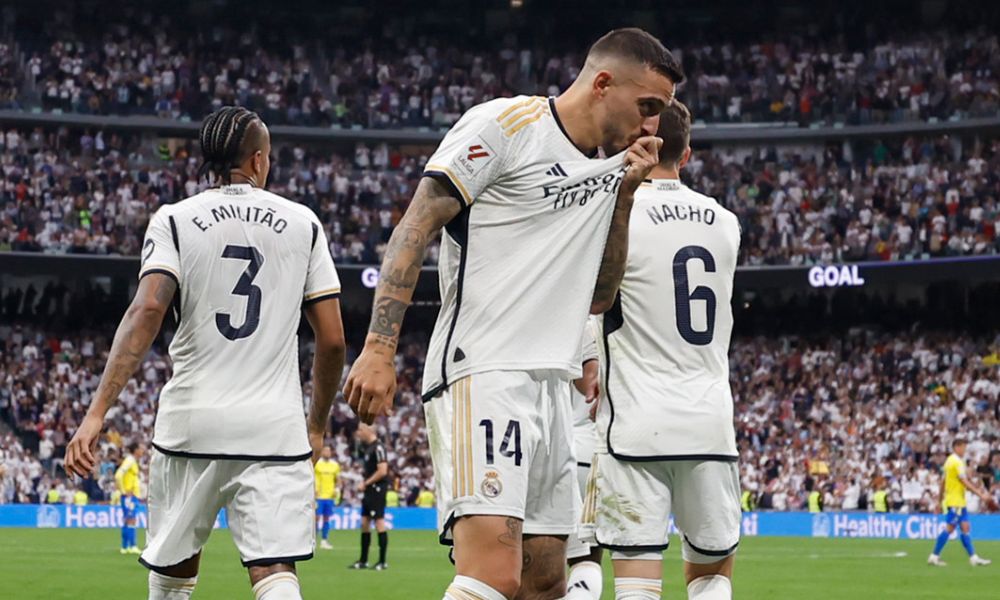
[2, 284, 999, 512]
[0, 5, 998, 127]
[3, 126, 1000, 266]
[0, 314, 435, 507]
[736, 332, 1000, 513]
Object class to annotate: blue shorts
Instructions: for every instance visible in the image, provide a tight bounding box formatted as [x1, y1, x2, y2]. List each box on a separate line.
[945, 507, 969, 527]
[120, 495, 137, 520]
[316, 499, 335, 518]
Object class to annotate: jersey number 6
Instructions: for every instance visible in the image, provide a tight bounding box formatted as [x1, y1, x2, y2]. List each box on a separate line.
[673, 245, 716, 346]
[216, 244, 264, 341]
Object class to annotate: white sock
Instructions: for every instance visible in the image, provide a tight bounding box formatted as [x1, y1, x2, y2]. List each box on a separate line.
[443, 574, 508, 600]
[614, 577, 661, 599]
[147, 572, 197, 600]
[252, 572, 302, 600]
[687, 575, 732, 600]
[566, 561, 603, 599]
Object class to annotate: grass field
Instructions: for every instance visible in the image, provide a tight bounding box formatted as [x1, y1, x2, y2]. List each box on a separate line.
[1, 529, 997, 598]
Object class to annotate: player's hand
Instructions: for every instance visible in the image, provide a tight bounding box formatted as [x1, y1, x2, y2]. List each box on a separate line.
[619, 135, 663, 198]
[308, 430, 324, 465]
[358, 481, 366, 493]
[344, 343, 397, 425]
[574, 359, 600, 421]
[65, 414, 103, 478]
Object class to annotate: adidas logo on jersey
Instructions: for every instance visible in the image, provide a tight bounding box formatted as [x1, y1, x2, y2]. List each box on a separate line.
[545, 163, 568, 177]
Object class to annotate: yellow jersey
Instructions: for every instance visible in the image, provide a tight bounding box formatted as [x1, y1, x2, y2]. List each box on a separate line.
[416, 489, 435, 508]
[314, 459, 341, 500]
[115, 455, 140, 497]
[943, 453, 967, 508]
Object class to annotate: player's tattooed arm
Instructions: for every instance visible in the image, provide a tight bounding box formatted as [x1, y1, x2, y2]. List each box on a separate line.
[92, 273, 176, 414]
[66, 273, 174, 476]
[344, 177, 462, 425]
[590, 191, 634, 314]
[366, 176, 462, 351]
[591, 136, 661, 314]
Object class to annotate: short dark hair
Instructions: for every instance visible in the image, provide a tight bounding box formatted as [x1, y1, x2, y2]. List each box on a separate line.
[587, 28, 685, 84]
[127, 442, 139, 454]
[953, 438, 968, 449]
[656, 100, 692, 166]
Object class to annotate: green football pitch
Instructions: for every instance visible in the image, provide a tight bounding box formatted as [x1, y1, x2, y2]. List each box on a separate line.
[1, 529, 997, 599]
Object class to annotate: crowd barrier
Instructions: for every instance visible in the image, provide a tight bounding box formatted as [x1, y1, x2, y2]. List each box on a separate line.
[0, 504, 1000, 540]
[0, 504, 437, 530]
[3, 505, 999, 540]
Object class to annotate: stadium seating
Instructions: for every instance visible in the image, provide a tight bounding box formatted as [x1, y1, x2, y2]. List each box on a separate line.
[0, 5, 997, 126]
[2, 127, 998, 265]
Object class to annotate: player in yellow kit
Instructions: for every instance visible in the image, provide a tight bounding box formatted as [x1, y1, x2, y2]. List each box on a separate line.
[315, 446, 341, 550]
[928, 438, 996, 566]
[115, 443, 146, 554]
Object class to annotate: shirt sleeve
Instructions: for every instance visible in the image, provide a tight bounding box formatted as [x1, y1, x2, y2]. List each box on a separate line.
[304, 221, 341, 304]
[140, 208, 181, 284]
[376, 444, 387, 464]
[579, 319, 599, 364]
[423, 99, 522, 207]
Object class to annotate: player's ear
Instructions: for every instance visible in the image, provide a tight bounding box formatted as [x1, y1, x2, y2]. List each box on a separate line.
[592, 70, 613, 99]
[678, 146, 692, 170]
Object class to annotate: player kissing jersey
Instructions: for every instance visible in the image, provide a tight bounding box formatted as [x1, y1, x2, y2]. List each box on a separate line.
[421, 95, 627, 400]
[141, 183, 341, 459]
[596, 179, 740, 460]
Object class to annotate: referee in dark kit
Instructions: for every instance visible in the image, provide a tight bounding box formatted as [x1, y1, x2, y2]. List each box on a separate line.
[349, 423, 390, 570]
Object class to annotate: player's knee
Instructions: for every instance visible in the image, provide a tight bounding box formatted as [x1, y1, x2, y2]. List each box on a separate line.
[686, 574, 732, 600]
[251, 572, 301, 600]
[148, 571, 198, 600]
[684, 554, 735, 583]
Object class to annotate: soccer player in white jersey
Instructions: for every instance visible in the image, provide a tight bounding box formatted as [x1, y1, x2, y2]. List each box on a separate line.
[566, 317, 604, 600]
[583, 101, 742, 600]
[65, 107, 347, 600]
[345, 28, 683, 600]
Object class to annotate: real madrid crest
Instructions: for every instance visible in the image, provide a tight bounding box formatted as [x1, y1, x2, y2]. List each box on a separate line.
[481, 470, 503, 498]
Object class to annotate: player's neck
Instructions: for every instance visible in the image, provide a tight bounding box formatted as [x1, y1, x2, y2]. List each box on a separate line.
[648, 164, 680, 180]
[552, 91, 600, 156]
[228, 171, 261, 188]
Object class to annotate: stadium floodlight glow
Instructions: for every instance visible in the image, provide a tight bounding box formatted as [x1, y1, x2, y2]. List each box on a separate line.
[510, 0, 524, 8]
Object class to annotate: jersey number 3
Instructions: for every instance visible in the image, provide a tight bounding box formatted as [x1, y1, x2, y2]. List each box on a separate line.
[216, 245, 264, 340]
[673, 245, 716, 346]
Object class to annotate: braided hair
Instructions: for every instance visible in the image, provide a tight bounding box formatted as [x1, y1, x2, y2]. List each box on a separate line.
[197, 106, 262, 184]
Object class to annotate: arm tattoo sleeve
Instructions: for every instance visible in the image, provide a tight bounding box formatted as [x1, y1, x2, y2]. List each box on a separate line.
[366, 178, 461, 348]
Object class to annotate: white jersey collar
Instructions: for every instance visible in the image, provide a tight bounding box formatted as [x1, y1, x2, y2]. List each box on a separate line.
[219, 183, 254, 195]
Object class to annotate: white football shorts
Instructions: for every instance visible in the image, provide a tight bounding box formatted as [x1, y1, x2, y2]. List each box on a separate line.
[423, 370, 579, 543]
[567, 421, 599, 560]
[582, 453, 740, 564]
[140, 449, 315, 570]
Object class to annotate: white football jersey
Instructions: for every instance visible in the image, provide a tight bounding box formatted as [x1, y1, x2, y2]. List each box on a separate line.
[140, 183, 341, 459]
[421, 95, 627, 399]
[571, 317, 600, 464]
[595, 179, 740, 459]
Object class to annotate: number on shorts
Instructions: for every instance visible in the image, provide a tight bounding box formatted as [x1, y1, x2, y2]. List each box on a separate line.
[479, 419, 522, 466]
